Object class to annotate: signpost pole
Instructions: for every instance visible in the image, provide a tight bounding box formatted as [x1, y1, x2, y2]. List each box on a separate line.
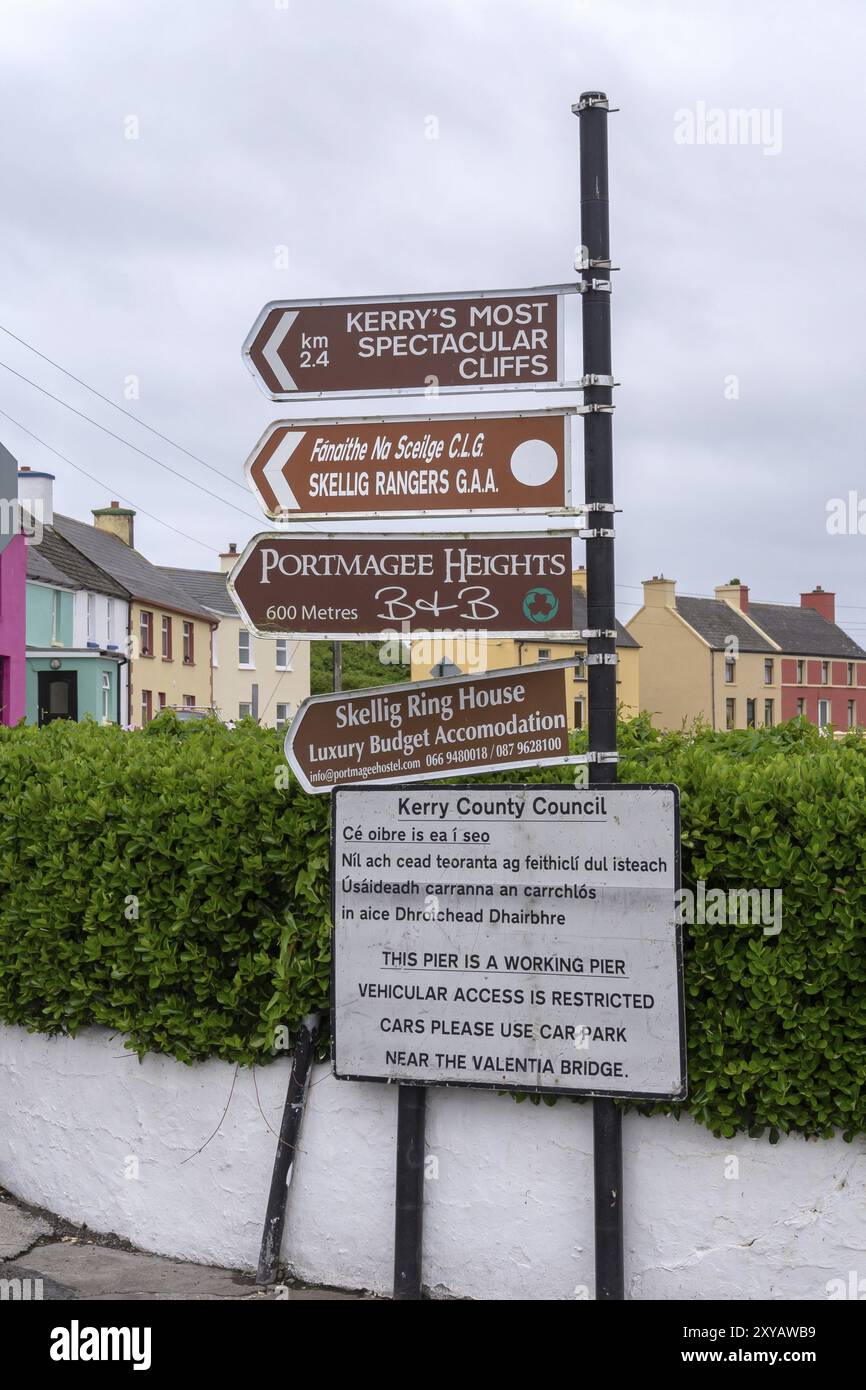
[333, 641, 342, 694]
[575, 90, 624, 1301]
[393, 1085, 426, 1299]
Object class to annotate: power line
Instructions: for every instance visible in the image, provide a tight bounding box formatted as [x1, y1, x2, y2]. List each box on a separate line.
[0, 358, 266, 524]
[0, 322, 251, 494]
[0, 408, 216, 553]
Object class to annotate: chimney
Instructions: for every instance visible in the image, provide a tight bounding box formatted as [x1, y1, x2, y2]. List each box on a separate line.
[715, 579, 748, 613]
[801, 586, 835, 624]
[642, 574, 676, 608]
[93, 500, 134, 547]
[17, 467, 54, 527]
[571, 565, 586, 593]
[219, 542, 239, 575]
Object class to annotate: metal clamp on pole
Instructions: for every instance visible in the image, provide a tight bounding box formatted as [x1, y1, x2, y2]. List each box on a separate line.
[577, 374, 618, 388]
[581, 750, 620, 764]
[576, 278, 612, 294]
[580, 628, 617, 639]
[579, 502, 618, 513]
[576, 404, 615, 415]
[574, 252, 620, 272]
[579, 528, 615, 540]
[586, 652, 618, 666]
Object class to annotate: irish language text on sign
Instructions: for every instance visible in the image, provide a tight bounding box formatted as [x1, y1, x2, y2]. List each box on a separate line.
[244, 410, 574, 521]
[332, 785, 686, 1100]
[243, 287, 572, 400]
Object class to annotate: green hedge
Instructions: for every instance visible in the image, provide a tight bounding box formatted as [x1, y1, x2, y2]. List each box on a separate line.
[1, 712, 864, 1141]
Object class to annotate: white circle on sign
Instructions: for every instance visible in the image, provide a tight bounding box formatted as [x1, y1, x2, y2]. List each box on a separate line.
[510, 439, 558, 488]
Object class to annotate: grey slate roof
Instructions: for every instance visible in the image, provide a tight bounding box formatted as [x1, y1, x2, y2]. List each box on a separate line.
[27, 544, 77, 589]
[748, 602, 866, 660]
[157, 567, 236, 617]
[675, 597, 777, 653]
[51, 513, 214, 620]
[28, 525, 129, 599]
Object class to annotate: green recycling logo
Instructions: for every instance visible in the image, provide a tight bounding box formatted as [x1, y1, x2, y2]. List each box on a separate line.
[522, 587, 559, 624]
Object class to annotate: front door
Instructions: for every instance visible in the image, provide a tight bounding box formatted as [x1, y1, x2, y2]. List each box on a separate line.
[37, 671, 78, 726]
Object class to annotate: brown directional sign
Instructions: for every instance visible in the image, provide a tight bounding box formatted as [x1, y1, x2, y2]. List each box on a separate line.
[245, 410, 575, 521]
[242, 286, 575, 401]
[227, 532, 575, 641]
[285, 661, 580, 793]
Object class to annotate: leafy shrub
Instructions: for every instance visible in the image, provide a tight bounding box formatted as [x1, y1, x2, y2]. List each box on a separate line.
[1, 712, 864, 1140]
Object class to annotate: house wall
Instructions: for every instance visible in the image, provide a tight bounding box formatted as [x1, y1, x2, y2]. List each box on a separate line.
[779, 656, 866, 728]
[0, 534, 27, 725]
[211, 617, 311, 728]
[129, 601, 214, 725]
[410, 636, 639, 730]
[712, 650, 780, 730]
[26, 581, 73, 648]
[626, 603, 710, 729]
[27, 656, 121, 725]
[71, 590, 129, 725]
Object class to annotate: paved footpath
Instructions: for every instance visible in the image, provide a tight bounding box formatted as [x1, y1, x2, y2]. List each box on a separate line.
[0, 1189, 367, 1301]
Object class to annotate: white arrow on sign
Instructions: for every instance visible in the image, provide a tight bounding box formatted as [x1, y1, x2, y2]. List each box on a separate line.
[263, 429, 305, 512]
[262, 310, 298, 392]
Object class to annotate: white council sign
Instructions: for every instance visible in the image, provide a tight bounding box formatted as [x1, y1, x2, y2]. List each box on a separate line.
[331, 784, 687, 1100]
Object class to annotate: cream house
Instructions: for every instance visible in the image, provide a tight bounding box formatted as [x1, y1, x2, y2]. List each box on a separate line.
[410, 568, 639, 730]
[161, 545, 310, 729]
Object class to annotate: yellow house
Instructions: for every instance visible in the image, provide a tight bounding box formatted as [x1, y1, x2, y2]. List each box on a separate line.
[160, 546, 310, 730]
[627, 575, 866, 731]
[54, 503, 216, 725]
[410, 568, 639, 731]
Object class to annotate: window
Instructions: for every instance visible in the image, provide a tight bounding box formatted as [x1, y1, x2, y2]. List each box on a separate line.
[161, 615, 172, 660]
[724, 657, 735, 684]
[158, 692, 166, 711]
[725, 698, 736, 730]
[538, 649, 551, 663]
[848, 663, 856, 687]
[764, 659, 774, 685]
[796, 660, 805, 684]
[821, 661, 829, 685]
[275, 639, 290, 670]
[101, 671, 111, 722]
[276, 703, 291, 730]
[797, 697, 806, 717]
[573, 652, 586, 680]
[183, 622, 194, 664]
[141, 689, 152, 725]
[746, 698, 756, 728]
[51, 590, 61, 644]
[106, 599, 113, 645]
[140, 610, 153, 656]
[848, 699, 856, 729]
[573, 698, 584, 730]
[238, 630, 252, 666]
[183, 694, 195, 708]
[238, 702, 252, 719]
[764, 699, 774, 727]
[86, 593, 95, 641]
[818, 698, 830, 728]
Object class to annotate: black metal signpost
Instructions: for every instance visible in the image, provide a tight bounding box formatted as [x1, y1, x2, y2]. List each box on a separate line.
[241, 91, 682, 1303]
[574, 91, 624, 1302]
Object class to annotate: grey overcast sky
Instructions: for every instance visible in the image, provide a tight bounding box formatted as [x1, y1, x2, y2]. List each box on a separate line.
[1, 0, 864, 630]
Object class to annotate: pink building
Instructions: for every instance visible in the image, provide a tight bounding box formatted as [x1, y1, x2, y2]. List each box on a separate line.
[0, 442, 27, 725]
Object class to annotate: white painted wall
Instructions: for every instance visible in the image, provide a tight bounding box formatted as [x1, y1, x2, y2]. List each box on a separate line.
[71, 589, 130, 724]
[0, 1024, 862, 1300]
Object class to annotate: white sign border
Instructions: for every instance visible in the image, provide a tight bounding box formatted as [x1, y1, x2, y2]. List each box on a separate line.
[330, 782, 688, 1103]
